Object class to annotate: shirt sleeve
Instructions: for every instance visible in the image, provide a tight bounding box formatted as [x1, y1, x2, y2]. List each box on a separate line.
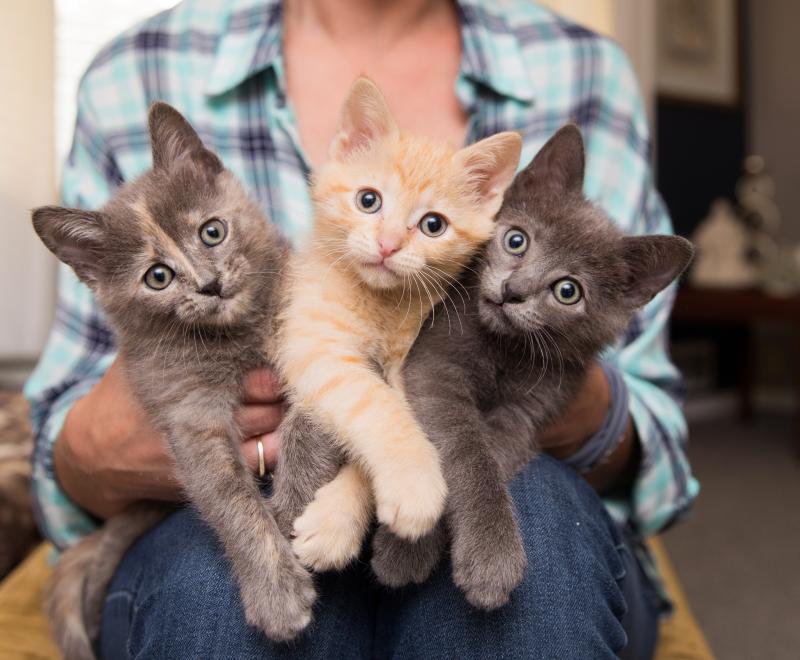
[23, 79, 120, 549]
[585, 41, 700, 537]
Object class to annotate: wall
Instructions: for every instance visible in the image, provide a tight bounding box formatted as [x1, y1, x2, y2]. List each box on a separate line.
[657, 102, 746, 237]
[536, 0, 615, 34]
[0, 1, 178, 382]
[655, 0, 747, 238]
[657, 1, 800, 240]
[610, 0, 656, 122]
[748, 0, 800, 242]
[536, 0, 656, 122]
[0, 1, 56, 365]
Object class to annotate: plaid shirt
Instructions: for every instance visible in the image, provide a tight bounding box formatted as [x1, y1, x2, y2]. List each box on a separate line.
[25, 0, 698, 550]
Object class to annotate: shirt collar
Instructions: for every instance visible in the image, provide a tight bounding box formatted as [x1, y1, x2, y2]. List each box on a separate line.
[205, 0, 534, 104]
[205, 0, 284, 97]
[456, 0, 534, 103]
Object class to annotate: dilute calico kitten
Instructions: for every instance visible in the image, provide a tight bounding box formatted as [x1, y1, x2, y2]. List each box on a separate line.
[275, 78, 521, 571]
[369, 125, 694, 609]
[32, 103, 331, 659]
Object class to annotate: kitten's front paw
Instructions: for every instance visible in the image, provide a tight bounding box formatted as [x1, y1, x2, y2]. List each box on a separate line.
[292, 493, 366, 572]
[370, 523, 445, 588]
[374, 463, 447, 540]
[451, 524, 527, 611]
[240, 544, 316, 642]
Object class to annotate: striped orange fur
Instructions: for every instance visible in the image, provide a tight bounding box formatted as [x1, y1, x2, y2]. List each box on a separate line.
[277, 78, 521, 569]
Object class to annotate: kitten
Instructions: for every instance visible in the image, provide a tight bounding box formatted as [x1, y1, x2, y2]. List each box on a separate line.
[32, 103, 331, 659]
[369, 125, 694, 609]
[274, 78, 522, 572]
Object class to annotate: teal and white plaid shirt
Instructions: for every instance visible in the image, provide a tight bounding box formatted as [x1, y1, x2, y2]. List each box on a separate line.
[25, 0, 698, 550]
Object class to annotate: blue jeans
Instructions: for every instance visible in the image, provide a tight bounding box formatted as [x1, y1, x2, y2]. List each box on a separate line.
[100, 456, 660, 659]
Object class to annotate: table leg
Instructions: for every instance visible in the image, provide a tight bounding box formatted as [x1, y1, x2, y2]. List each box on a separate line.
[795, 327, 800, 458]
[737, 324, 754, 423]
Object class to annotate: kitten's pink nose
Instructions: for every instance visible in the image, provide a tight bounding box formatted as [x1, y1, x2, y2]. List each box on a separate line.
[378, 237, 401, 258]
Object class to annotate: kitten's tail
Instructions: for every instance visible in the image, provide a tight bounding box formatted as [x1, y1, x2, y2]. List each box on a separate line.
[46, 504, 169, 660]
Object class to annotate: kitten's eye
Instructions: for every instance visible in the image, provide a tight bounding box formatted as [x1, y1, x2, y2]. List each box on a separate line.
[200, 218, 227, 246]
[144, 264, 175, 290]
[503, 229, 528, 255]
[355, 189, 382, 214]
[419, 213, 448, 237]
[552, 278, 582, 305]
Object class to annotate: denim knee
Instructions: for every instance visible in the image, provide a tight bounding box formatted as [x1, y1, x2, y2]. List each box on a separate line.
[520, 460, 662, 660]
[375, 455, 631, 660]
[101, 507, 376, 660]
[101, 508, 261, 660]
[509, 453, 628, 590]
[510, 454, 629, 634]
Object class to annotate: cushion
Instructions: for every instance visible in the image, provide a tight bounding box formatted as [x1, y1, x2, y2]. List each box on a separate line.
[650, 537, 715, 660]
[0, 544, 59, 659]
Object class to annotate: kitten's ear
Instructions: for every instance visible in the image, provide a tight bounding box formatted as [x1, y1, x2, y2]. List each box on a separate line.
[519, 124, 585, 197]
[148, 101, 222, 175]
[32, 206, 107, 286]
[454, 131, 522, 217]
[329, 78, 399, 161]
[619, 235, 695, 307]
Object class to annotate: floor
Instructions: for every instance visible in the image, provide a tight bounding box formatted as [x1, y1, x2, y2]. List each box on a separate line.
[662, 414, 800, 660]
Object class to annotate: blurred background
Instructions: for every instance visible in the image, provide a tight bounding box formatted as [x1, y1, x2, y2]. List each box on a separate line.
[0, 1, 798, 658]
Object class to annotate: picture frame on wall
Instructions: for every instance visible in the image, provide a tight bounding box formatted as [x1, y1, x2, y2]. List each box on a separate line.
[657, 0, 741, 107]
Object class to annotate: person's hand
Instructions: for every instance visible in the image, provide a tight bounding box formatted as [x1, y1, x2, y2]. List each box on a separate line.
[55, 359, 285, 519]
[236, 368, 286, 475]
[539, 362, 611, 457]
[540, 362, 639, 493]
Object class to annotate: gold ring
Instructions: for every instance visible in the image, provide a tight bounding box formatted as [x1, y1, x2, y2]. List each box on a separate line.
[256, 439, 266, 479]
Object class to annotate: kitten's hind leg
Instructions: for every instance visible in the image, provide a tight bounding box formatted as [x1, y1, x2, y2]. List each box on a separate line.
[370, 521, 446, 588]
[292, 463, 373, 572]
[47, 503, 169, 660]
[271, 406, 342, 538]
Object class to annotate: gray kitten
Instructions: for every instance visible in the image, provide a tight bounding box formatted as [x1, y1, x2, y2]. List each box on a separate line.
[32, 103, 337, 658]
[370, 125, 694, 609]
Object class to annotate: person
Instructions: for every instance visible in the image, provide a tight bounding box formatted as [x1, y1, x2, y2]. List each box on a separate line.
[25, 0, 698, 657]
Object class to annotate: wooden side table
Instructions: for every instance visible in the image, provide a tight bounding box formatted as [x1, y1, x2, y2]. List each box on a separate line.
[672, 286, 800, 453]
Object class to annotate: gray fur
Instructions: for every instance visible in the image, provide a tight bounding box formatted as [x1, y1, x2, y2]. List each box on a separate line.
[32, 103, 334, 657]
[271, 405, 343, 538]
[371, 125, 694, 609]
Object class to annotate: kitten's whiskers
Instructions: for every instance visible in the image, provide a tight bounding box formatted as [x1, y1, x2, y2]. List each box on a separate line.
[417, 269, 450, 334]
[426, 264, 470, 308]
[539, 326, 565, 390]
[424, 265, 467, 335]
[412, 272, 437, 329]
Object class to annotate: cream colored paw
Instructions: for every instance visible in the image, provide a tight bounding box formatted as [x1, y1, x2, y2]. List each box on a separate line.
[292, 493, 366, 572]
[374, 464, 447, 540]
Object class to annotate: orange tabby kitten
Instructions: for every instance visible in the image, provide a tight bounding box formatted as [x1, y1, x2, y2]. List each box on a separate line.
[277, 78, 521, 570]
